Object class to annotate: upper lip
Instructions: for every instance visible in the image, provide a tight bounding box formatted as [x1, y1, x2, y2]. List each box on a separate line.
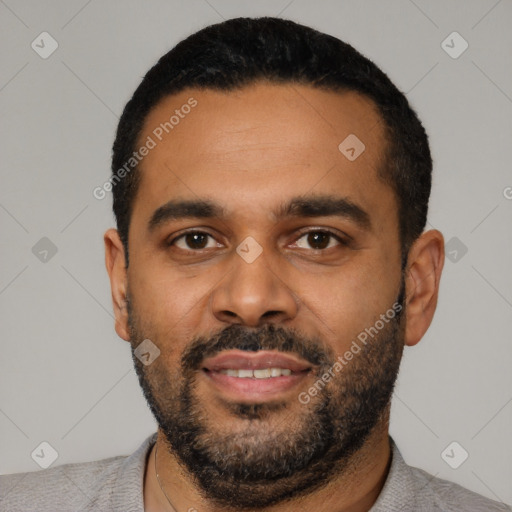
[202, 350, 312, 372]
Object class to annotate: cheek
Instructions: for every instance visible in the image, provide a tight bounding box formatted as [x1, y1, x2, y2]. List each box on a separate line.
[296, 258, 398, 350]
[128, 266, 219, 338]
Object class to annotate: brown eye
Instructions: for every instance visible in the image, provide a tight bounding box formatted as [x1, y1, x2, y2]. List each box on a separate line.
[295, 230, 344, 250]
[171, 232, 218, 251]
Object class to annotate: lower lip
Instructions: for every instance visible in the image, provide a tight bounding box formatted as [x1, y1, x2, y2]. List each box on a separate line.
[203, 370, 309, 400]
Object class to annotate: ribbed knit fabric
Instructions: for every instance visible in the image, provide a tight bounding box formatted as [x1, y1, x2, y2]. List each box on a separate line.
[1, 433, 510, 511]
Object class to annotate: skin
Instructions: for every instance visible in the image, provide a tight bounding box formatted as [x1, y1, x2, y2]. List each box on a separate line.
[104, 83, 444, 511]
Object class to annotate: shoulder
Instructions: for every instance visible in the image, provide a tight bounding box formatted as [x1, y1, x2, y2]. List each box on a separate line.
[408, 465, 512, 512]
[372, 438, 511, 512]
[0, 432, 156, 512]
[0, 455, 127, 512]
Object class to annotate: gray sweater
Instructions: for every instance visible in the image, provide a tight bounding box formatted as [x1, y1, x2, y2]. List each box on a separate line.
[0, 433, 510, 511]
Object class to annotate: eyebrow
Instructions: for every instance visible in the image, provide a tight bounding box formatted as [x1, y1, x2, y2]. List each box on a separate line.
[148, 194, 371, 232]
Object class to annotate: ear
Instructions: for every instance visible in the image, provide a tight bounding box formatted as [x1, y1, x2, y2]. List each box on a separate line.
[104, 228, 130, 342]
[403, 229, 445, 347]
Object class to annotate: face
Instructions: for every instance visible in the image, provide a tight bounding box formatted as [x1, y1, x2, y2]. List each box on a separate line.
[115, 83, 409, 507]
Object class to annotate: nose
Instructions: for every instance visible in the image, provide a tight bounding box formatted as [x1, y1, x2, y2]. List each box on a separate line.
[210, 247, 298, 327]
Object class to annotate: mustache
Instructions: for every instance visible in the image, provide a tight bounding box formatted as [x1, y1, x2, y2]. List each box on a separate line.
[181, 323, 334, 372]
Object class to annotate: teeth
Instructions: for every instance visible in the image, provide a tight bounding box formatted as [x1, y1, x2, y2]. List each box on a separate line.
[253, 368, 271, 378]
[219, 368, 293, 378]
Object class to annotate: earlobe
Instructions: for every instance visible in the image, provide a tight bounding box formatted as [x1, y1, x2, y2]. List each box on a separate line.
[403, 230, 445, 347]
[104, 228, 131, 342]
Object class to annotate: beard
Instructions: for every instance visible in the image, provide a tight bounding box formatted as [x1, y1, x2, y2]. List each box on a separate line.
[127, 281, 406, 509]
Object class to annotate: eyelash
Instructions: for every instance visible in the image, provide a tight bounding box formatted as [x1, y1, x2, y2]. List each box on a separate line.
[167, 228, 349, 252]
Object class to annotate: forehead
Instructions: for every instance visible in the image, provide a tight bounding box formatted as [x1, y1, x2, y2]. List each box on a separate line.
[131, 82, 395, 230]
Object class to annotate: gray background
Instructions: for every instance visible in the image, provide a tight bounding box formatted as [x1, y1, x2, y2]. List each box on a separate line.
[1, 0, 511, 505]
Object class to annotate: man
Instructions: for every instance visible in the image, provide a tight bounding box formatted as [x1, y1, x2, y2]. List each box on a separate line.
[1, 16, 510, 512]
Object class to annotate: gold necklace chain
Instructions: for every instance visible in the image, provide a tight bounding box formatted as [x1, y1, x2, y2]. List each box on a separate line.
[154, 443, 178, 512]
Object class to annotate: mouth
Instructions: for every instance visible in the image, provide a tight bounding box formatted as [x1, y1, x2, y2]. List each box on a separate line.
[201, 350, 313, 401]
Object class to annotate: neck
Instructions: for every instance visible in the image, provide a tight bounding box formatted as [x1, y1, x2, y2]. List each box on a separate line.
[144, 419, 392, 512]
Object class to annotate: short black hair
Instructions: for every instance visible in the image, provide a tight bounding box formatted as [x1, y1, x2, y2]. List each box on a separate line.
[112, 16, 432, 265]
